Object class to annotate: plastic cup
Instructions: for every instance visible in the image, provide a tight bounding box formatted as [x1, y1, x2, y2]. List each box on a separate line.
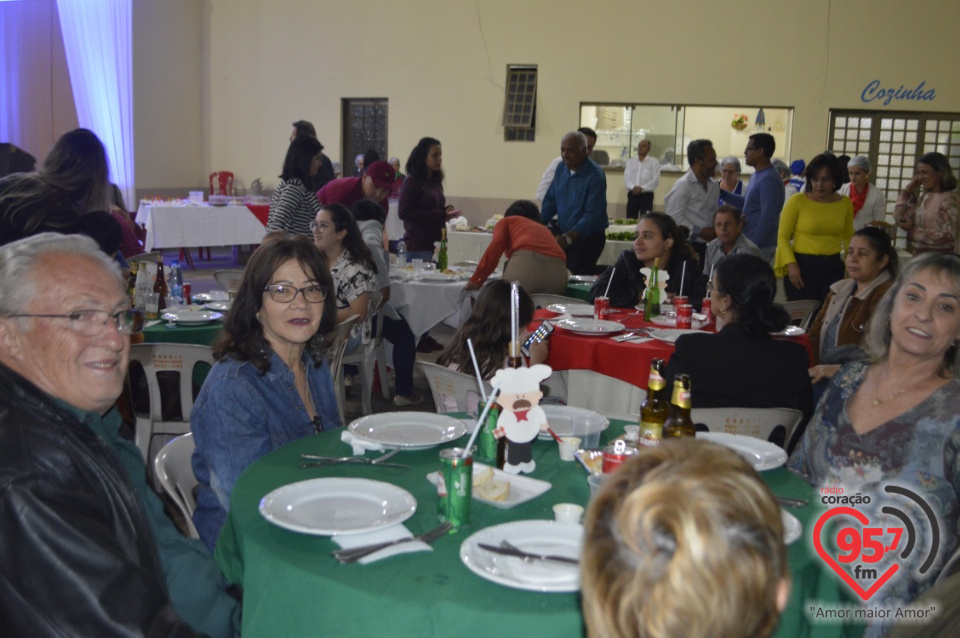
[622, 425, 640, 443]
[412, 259, 424, 280]
[145, 292, 160, 320]
[587, 473, 608, 499]
[188, 190, 204, 204]
[557, 436, 582, 461]
[573, 415, 604, 449]
[553, 503, 584, 524]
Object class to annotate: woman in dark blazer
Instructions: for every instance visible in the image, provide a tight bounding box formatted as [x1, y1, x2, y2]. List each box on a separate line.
[664, 253, 813, 447]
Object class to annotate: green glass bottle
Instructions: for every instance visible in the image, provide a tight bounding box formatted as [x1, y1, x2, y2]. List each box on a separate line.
[437, 228, 448, 271]
[644, 257, 660, 319]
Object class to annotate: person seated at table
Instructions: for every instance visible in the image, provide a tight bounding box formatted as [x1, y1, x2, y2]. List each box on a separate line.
[808, 227, 898, 385]
[438, 279, 547, 394]
[267, 135, 323, 237]
[465, 200, 568, 295]
[313, 203, 378, 354]
[788, 253, 960, 631]
[664, 253, 814, 445]
[191, 233, 341, 551]
[109, 183, 144, 258]
[351, 199, 423, 407]
[590, 212, 707, 310]
[582, 439, 790, 638]
[702, 204, 763, 276]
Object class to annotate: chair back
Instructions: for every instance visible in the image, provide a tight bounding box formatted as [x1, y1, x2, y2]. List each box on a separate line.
[209, 171, 234, 196]
[213, 269, 245, 294]
[153, 433, 199, 538]
[418, 361, 492, 415]
[341, 301, 391, 415]
[690, 407, 804, 450]
[530, 293, 585, 310]
[326, 314, 360, 423]
[780, 299, 821, 331]
[128, 344, 215, 463]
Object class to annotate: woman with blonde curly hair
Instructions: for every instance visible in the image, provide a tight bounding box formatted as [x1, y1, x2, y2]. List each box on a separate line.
[582, 439, 790, 638]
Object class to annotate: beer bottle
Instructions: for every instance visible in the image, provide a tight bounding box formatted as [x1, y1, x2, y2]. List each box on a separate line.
[437, 227, 448, 271]
[644, 257, 660, 319]
[153, 256, 169, 312]
[638, 358, 669, 447]
[127, 265, 139, 304]
[663, 374, 696, 438]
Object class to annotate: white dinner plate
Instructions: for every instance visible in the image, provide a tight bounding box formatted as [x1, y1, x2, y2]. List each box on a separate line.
[348, 412, 468, 449]
[696, 432, 788, 471]
[648, 313, 707, 329]
[425, 463, 551, 509]
[536, 405, 610, 440]
[161, 310, 223, 324]
[258, 477, 417, 536]
[771, 325, 806, 337]
[460, 520, 583, 592]
[204, 301, 232, 312]
[555, 318, 624, 335]
[190, 293, 212, 303]
[567, 275, 597, 284]
[418, 272, 460, 282]
[647, 328, 703, 344]
[546, 303, 595, 316]
[782, 510, 802, 545]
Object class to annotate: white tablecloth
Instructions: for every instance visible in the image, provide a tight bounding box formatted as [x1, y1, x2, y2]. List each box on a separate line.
[137, 204, 268, 251]
[448, 230, 631, 268]
[389, 277, 475, 338]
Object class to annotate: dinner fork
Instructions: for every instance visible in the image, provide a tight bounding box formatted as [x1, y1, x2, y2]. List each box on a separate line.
[332, 521, 453, 563]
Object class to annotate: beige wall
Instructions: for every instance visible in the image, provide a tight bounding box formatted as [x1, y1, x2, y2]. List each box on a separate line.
[189, 1, 960, 222]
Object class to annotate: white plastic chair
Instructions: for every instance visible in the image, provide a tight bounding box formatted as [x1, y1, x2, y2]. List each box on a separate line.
[780, 300, 821, 331]
[340, 306, 390, 416]
[213, 269, 245, 294]
[530, 293, 585, 310]
[690, 407, 804, 450]
[153, 433, 199, 539]
[327, 314, 360, 424]
[418, 361, 492, 415]
[128, 343, 215, 464]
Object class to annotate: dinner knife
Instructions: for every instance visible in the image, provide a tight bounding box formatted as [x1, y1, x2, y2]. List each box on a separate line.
[478, 543, 579, 565]
[299, 459, 409, 469]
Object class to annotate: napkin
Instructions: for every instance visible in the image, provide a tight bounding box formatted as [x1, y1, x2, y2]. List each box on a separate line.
[340, 430, 385, 455]
[332, 524, 431, 564]
[144, 320, 162, 329]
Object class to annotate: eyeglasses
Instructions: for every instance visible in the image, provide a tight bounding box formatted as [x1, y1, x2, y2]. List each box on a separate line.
[263, 284, 326, 303]
[309, 220, 333, 232]
[8, 308, 145, 336]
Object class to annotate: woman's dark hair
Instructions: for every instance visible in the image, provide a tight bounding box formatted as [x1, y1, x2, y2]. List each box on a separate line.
[437, 279, 534, 379]
[639, 212, 697, 263]
[319, 203, 377, 273]
[405, 137, 443, 183]
[715, 254, 789, 336]
[280, 136, 322, 188]
[40, 128, 112, 213]
[803, 153, 844, 193]
[852, 226, 898, 277]
[350, 199, 387, 225]
[75, 210, 123, 256]
[110, 183, 128, 212]
[504, 200, 541, 222]
[918, 152, 958, 192]
[214, 233, 336, 373]
[362, 148, 380, 171]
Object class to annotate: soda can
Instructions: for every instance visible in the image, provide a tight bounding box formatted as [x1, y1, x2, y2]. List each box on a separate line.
[676, 304, 693, 329]
[437, 448, 472, 531]
[602, 439, 638, 473]
[672, 295, 688, 308]
[594, 296, 610, 320]
[701, 296, 712, 319]
[475, 401, 501, 464]
[182, 283, 192, 305]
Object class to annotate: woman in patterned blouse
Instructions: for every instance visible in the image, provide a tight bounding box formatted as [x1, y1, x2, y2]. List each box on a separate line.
[895, 152, 959, 254]
[268, 136, 323, 237]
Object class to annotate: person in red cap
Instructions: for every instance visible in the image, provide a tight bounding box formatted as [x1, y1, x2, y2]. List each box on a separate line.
[316, 159, 394, 210]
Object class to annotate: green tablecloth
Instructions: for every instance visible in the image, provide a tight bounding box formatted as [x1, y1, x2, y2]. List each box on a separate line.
[214, 419, 862, 638]
[565, 282, 592, 301]
[142, 321, 223, 346]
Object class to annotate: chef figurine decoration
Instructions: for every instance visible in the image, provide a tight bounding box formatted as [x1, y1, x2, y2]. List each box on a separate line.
[491, 364, 552, 474]
[639, 265, 669, 300]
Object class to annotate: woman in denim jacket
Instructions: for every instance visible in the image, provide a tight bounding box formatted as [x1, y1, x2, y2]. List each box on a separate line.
[191, 233, 341, 551]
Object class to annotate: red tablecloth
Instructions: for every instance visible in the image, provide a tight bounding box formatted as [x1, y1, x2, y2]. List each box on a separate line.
[540, 307, 812, 390]
[246, 204, 269, 226]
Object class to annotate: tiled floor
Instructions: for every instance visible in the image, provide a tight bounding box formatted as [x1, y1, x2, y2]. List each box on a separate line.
[159, 246, 449, 422]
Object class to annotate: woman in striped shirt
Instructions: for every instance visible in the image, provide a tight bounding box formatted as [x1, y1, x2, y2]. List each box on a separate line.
[268, 136, 322, 237]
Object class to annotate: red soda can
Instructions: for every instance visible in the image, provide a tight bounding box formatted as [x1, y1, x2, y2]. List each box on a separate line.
[182, 283, 192, 305]
[672, 295, 688, 308]
[602, 440, 638, 473]
[594, 296, 610, 320]
[676, 304, 693, 329]
[701, 297, 711, 318]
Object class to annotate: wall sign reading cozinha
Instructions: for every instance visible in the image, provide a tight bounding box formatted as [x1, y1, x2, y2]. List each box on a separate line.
[861, 80, 936, 106]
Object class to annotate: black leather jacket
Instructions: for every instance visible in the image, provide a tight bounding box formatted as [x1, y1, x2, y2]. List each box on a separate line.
[0, 363, 201, 637]
[590, 249, 707, 310]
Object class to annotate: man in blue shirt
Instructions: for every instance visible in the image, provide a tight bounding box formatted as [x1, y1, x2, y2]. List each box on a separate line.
[541, 131, 609, 274]
[719, 133, 785, 262]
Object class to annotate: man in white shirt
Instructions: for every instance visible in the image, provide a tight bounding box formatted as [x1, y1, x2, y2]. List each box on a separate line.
[536, 127, 597, 201]
[664, 139, 719, 260]
[624, 139, 660, 219]
[702, 205, 763, 275]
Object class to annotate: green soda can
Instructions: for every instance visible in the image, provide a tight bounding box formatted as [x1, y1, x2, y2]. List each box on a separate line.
[437, 448, 472, 531]
[475, 400, 501, 464]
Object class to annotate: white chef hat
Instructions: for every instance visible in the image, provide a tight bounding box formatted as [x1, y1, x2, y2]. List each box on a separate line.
[491, 364, 552, 394]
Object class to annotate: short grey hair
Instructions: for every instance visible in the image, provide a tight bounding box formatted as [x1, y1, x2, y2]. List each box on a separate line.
[0, 232, 122, 317]
[864, 253, 960, 376]
[721, 157, 741, 173]
[771, 159, 791, 179]
[848, 155, 871, 173]
[562, 131, 587, 151]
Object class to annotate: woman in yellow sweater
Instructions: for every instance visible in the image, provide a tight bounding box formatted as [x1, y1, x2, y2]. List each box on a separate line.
[774, 153, 854, 303]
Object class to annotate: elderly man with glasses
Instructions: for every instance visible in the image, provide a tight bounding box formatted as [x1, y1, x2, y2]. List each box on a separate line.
[0, 233, 240, 637]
